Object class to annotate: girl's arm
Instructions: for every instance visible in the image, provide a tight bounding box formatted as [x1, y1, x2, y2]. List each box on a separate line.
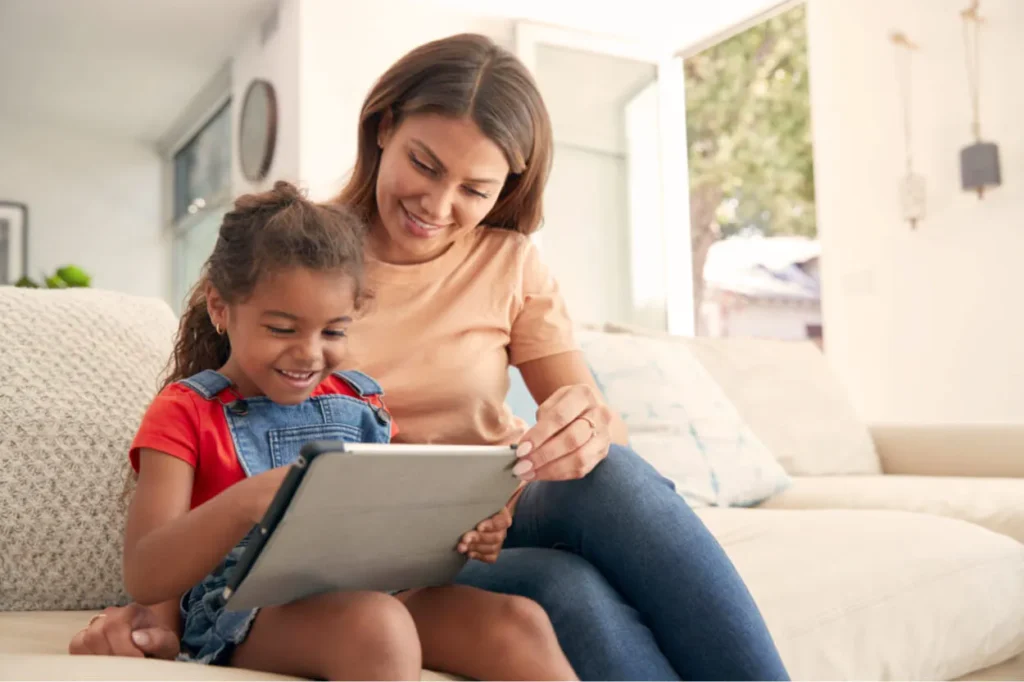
[122, 449, 286, 605]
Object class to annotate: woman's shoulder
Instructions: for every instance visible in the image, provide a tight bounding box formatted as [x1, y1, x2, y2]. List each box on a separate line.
[467, 227, 535, 264]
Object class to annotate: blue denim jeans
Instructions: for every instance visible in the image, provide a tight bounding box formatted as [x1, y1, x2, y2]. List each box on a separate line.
[455, 445, 788, 681]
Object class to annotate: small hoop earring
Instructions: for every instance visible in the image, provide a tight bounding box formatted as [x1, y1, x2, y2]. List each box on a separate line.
[215, 323, 224, 335]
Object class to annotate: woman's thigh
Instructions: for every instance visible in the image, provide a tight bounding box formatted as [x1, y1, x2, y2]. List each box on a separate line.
[455, 547, 679, 681]
[504, 445, 789, 681]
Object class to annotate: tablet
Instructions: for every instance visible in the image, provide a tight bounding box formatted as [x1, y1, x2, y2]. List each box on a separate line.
[222, 441, 521, 611]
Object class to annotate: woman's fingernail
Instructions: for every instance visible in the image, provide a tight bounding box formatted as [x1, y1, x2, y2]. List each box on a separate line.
[131, 631, 149, 647]
[512, 459, 534, 477]
[521, 471, 536, 482]
[516, 442, 533, 457]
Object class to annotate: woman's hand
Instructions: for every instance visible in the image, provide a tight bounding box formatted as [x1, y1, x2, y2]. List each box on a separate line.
[457, 506, 513, 563]
[68, 604, 179, 659]
[514, 384, 615, 482]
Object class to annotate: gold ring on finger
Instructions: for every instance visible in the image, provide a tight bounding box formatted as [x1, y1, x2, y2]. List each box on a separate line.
[578, 415, 598, 438]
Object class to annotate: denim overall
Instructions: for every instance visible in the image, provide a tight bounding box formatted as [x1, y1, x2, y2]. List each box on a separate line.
[176, 369, 392, 665]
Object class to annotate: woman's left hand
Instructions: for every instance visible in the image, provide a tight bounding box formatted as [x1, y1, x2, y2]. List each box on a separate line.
[513, 384, 614, 482]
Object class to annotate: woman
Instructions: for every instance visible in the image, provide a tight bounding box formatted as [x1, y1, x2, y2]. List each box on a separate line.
[71, 33, 787, 681]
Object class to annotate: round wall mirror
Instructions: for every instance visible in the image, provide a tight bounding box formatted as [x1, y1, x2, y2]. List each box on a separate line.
[239, 79, 278, 182]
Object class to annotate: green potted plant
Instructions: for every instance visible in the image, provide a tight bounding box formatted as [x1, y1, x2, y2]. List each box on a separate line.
[15, 265, 91, 289]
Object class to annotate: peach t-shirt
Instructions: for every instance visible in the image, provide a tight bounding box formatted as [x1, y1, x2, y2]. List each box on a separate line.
[343, 228, 577, 446]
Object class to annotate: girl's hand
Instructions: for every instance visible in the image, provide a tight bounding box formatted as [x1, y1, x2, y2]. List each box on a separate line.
[457, 506, 512, 563]
[237, 465, 292, 525]
[68, 604, 179, 659]
[514, 384, 615, 482]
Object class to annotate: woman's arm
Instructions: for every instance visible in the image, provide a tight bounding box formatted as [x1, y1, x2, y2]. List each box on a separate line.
[123, 449, 282, 605]
[518, 350, 628, 445]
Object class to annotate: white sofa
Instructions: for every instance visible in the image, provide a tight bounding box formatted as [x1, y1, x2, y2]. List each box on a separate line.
[1, 287, 1022, 681]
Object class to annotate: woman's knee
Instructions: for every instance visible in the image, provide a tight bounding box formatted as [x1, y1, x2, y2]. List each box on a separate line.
[598, 445, 674, 489]
[483, 595, 560, 652]
[552, 445, 676, 511]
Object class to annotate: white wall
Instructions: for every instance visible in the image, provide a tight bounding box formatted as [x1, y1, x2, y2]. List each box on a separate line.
[231, 0, 302, 196]
[808, 0, 1024, 424]
[0, 118, 166, 299]
[296, 0, 514, 199]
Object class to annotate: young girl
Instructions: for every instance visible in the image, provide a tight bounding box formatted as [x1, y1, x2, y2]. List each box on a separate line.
[123, 181, 576, 681]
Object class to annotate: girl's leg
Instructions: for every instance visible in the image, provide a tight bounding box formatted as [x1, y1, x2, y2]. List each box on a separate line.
[506, 445, 789, 681]
[230, 591, 421, 680]
[398, 585, 575, 681]
[455, 547, 679, 681]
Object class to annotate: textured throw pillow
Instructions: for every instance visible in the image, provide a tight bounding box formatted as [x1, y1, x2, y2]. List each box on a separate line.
[0, 288, 176, 610]
[602, 324, 881, 476]
[577, 328, 790, 507]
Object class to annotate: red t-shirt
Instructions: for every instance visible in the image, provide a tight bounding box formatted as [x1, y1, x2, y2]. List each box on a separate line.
[130, 374, 396, 509]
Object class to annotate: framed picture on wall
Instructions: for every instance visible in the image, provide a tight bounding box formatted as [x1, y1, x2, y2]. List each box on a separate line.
[0, 202, 28, 285]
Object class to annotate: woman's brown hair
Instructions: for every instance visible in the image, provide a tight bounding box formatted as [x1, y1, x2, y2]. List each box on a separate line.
[166, 181, 368, 388]
[336, 33, 553, 235]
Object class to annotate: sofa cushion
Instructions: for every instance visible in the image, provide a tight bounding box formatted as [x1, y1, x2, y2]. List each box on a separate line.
[698, 507, 1024, 681]
[0, 654, 296, 681]
[0, 288, 177, 610]
[759, 475, 1024, 543]
[577, 328, 790, 507]
[682, 337, 881, 475]
[602, 324, 881, 476]
[0, 611, 456, 680]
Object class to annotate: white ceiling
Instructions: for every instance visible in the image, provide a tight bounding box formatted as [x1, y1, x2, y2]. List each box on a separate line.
[0, 0, 785, 146]
[0, 0, 274, 143]
[436, 0, 792, 54]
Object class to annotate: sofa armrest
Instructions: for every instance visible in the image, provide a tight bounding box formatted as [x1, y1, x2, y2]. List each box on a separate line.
[759, 475, 1024, 543]
[870, 425, 1024, 478]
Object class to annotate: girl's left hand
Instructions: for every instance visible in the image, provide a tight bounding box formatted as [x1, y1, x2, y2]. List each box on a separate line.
[514, 384, 614, 482]
[457, 506, 512, 563]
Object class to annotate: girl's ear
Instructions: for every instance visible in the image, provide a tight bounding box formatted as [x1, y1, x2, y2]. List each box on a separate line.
[205, 282, 229, 332]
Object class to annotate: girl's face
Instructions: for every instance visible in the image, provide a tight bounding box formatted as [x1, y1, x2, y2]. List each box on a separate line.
[207, 267, 357, 404]
[373, 113, 511, 264]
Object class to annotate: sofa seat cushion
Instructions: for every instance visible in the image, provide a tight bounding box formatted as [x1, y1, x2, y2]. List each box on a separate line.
[0, 654, 297, 681]
[759, 475, 1024, 542]
[697, 508, 1024, 681]
[0, 612, 455, 680]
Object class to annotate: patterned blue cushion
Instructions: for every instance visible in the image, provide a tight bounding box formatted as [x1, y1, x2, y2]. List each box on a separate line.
[577, 329, 791, 507]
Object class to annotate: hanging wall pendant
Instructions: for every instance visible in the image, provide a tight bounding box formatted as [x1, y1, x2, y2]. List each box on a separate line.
[891, 32, 925, 229]
[959, 0, 1001, 198]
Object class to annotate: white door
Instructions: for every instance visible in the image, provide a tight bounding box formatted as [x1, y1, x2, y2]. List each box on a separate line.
[517, 24, 694, 336]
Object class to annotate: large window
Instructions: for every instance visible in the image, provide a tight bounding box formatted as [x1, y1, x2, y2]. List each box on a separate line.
[170, 99, 232, 311]
[173, 100, 232, 223]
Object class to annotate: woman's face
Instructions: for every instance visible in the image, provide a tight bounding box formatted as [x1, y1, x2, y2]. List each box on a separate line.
[373, 113, 510, 264]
